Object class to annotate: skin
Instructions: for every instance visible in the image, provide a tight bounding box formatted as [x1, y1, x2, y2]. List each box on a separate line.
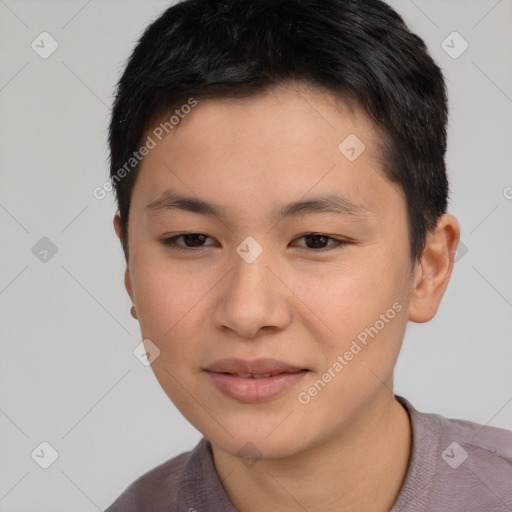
[114, 82, 460, 512]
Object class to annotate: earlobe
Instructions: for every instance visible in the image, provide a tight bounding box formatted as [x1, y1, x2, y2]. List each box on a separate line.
[123, 249, 138, 319]
[408, 214, 460, 323]
[113, 213, 123, 241]
[124, 267, 135, 303]
[124, 269, 138, 319]
[114, 214, 137, 318]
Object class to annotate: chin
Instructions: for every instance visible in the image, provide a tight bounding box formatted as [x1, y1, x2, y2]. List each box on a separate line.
[202, 417, 317, 461]
[212, 434, 305, 462]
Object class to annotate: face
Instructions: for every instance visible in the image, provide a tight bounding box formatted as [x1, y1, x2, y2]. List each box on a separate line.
[118, 83, 420, 459]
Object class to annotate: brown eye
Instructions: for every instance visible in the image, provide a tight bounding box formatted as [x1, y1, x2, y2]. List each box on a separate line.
[161, 233, 215, 250]
[293, 233, 347, 251]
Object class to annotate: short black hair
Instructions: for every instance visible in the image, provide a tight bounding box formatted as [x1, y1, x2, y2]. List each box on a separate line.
[109, 0, 449, 262]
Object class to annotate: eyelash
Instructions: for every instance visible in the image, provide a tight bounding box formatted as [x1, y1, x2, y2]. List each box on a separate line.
[160, 233, 348, 252]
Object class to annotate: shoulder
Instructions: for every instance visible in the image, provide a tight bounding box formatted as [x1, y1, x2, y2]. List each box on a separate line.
[105, 436, 236, 512]
[428, 405, 512, 508]
[394, 396, 512, 512]
[416, 400, 512, 468]
[437, 410, 512, 461]
[104, 442, 197, 512]
[398, 395, 512, 462]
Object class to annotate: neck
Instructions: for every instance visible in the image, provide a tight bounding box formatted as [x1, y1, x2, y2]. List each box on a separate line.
[211, 390, 412, 512]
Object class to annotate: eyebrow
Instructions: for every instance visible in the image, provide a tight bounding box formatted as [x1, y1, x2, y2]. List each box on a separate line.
[145, 190, 371, 219]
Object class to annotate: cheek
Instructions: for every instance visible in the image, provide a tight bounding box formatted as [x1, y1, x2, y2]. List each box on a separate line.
[130, 263, 208, 402]
[290, 256, 406, 336]
[290, 252, 411, 387]
[130, 255, 224, 374]
[130, 246, 211, 328]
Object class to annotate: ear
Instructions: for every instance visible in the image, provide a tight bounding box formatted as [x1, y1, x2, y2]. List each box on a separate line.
[113, 212, 123, 242]
[113, 214, 136, 315]
[408, 214, 460, 323]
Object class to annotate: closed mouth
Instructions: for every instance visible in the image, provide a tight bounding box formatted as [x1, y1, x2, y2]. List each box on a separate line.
[204, 357, 309, 376]
[214, 369, 306, 379]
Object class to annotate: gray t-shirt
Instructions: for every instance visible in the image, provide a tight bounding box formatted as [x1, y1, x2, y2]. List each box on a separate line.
[105, 395, 512, 511]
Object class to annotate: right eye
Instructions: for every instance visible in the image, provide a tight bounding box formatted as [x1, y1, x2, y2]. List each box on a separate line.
[160, 233, 217, 251]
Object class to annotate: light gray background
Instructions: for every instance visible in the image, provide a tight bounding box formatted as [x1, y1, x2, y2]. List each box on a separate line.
[0, 0, 511, 510]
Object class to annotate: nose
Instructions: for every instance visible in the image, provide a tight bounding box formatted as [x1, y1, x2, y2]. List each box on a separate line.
[213, 248, 292, 338]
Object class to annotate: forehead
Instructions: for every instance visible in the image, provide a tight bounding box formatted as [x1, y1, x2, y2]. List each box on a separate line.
[152, 83, 378, 159]
[132, 82, 402, 218]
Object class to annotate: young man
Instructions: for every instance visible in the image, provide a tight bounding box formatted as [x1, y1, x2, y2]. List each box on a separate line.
[105, 0, 511, 510]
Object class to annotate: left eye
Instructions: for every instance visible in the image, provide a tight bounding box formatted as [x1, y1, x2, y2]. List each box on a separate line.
[161, 233, 346, 252]
[292, 233, 346, 251]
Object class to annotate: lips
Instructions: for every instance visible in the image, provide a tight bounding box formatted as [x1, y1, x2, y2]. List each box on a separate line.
[204, 358, 309, 403]
[205, 357, 307, 376]
[232, 373, 277, 379]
